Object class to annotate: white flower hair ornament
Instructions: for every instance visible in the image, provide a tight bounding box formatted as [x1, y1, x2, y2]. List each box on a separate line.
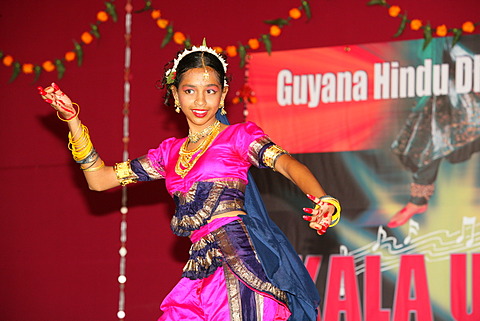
[165, 39, 228, 86]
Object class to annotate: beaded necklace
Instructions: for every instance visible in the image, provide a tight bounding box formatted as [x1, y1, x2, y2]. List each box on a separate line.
[175, 120, 222, 178]
[188, 120, 220, 143]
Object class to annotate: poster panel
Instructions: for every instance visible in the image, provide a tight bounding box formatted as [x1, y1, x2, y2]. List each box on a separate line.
[246, 35, 480, 321]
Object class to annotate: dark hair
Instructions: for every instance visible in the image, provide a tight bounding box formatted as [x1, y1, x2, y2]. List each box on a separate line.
[161, 50, 229, 106]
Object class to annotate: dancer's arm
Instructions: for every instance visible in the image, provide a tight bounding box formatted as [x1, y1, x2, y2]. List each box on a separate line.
[38, 83, 120, 191]
[275, 154, 338, 235]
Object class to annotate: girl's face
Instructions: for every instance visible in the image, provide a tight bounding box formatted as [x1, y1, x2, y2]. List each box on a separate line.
[171, 67, 228, 132]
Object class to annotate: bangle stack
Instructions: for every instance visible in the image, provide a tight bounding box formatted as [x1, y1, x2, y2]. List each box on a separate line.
[68, 122, 103, 171]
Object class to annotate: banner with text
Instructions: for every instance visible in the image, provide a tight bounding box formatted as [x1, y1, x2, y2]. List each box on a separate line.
[246, 35, 480, 154]
[247, 34, 480, 321]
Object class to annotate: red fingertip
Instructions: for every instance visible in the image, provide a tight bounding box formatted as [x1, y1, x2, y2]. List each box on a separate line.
[302, 215, 312, 221]
[44, 98, 52, 104]
[303, 207, 313, 214]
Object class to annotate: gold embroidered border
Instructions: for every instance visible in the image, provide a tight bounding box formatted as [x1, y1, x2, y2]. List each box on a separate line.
[247, 136, 273, 167]
[172, 180, 247, 233]
[255, 291, 264, 321]
[171, 182, 226, 233]
[223, 265, 242, 321]
[213, 221, 288, 304]
[182, 233, 223, 274]
[136, 155, 166, 179]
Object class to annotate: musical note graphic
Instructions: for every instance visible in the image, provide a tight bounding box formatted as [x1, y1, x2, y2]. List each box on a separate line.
[403, 219, 420, 245]
[372, 226, 387, 251]
[456, 216, 476, 247]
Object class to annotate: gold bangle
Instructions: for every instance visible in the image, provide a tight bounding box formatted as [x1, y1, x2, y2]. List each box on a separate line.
[57, 102, 80, 122]
[82, 160, 105, 172]
[114, 160, 138, 186]
[319, 196, 341, 227]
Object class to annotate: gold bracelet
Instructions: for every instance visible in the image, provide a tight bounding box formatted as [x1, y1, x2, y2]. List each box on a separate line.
[319, 196, 341, 227]
[82, 160, 105, 172]
[57, 102, 80, 122]
[114, 160, 138, 186]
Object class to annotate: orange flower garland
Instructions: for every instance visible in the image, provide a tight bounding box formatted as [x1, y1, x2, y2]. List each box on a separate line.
[97, 11, 109, 22]
[2, 0, 312, 83]
[410, 19, 422, 31]
[0, 0, 117, 82]
[270, 25, 282, 37]
[42, 60, 56, 72]
[65, 51, 76, 62]
[436, 24, 448, 37]
[2, 55, 13, 67]
[146, 0, 313, 64]
[388, 5, 400, 18]
[81, 32, 94, 45]
[289, 8, 302, 20]
[248, 38, 260, 50]
[173, 32, 186, 45]
[462, 21, 475, 33]
[368, 0, 479, 48]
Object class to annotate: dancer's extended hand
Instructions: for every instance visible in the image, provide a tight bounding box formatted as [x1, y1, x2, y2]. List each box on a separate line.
[37, 83, 76, 120]
[302, 194, 335, 235]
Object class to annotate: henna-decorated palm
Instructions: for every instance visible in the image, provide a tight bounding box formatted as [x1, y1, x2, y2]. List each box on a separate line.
[303, 194, 335, 235]
[37, 83, 76, 119]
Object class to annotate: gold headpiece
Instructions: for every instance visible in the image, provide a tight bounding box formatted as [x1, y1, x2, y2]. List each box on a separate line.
[165, 38, 228, 86]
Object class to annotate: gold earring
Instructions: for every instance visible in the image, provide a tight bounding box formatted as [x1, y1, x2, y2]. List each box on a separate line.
[175, 100, 181, 113]
[220, 101, 227, 115]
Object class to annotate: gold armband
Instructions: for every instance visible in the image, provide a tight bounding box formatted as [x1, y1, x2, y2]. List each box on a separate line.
[262, 144, 289, 170]
[114, 160, 138, 186]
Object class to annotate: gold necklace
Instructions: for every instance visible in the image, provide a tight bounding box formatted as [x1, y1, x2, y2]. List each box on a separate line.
[175, 120, 222, 178]
[188, 120, 220, 143]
